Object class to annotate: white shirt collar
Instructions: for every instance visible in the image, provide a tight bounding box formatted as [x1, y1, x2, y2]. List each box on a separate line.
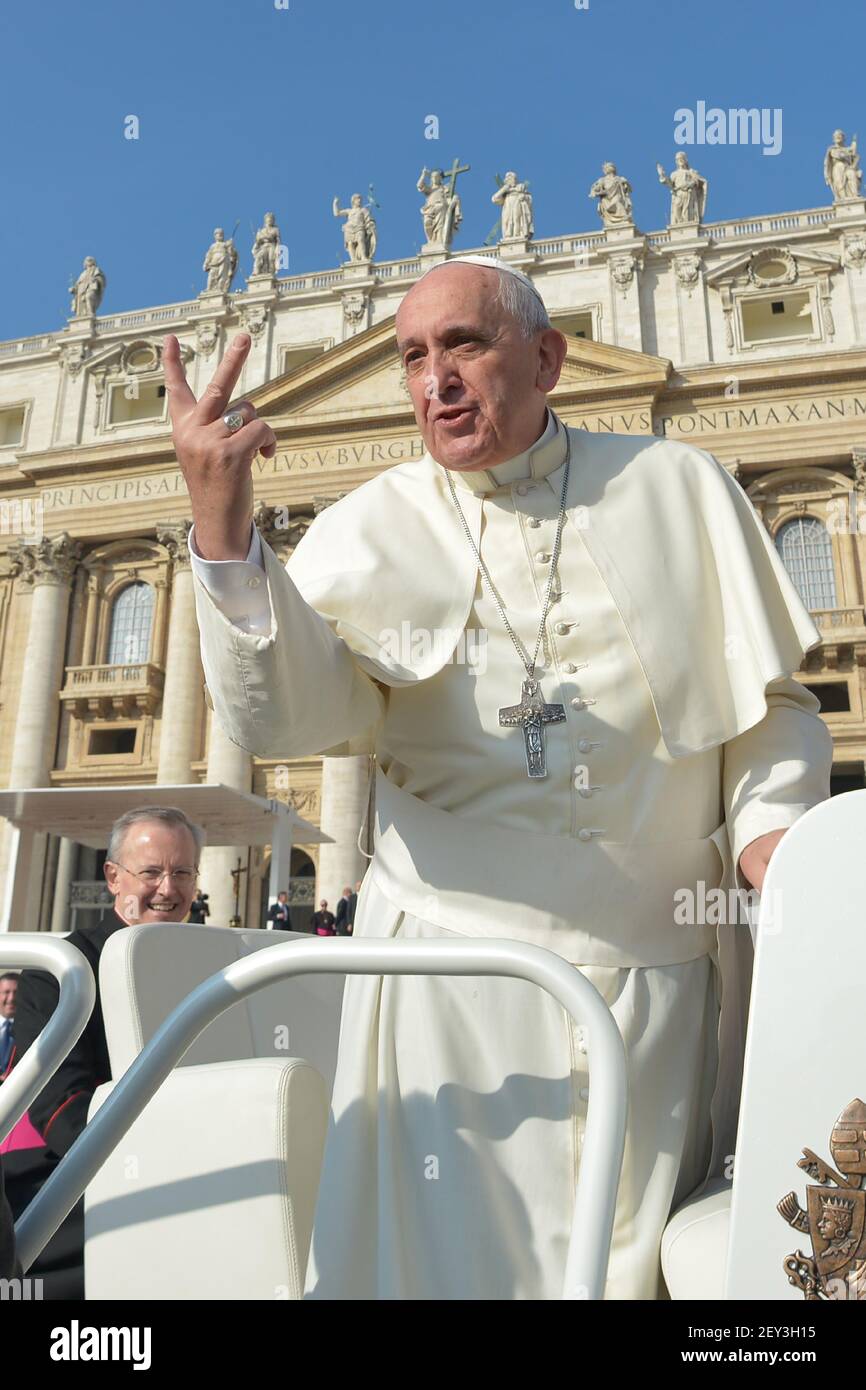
[440, 407, 567, 495]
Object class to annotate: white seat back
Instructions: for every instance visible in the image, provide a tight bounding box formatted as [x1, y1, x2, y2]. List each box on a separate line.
[87, 924, 343, 1299]
[99, 924, 345, 1094]
[725, 789, 866, 1299]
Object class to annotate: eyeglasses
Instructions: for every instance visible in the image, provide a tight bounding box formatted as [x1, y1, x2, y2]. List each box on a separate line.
[108, 862, 199, 887]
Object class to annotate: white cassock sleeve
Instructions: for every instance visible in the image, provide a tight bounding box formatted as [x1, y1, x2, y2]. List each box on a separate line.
[189, 522, 271, 634]
[189, 524, 385, 760]
[722, 674, 833, 883]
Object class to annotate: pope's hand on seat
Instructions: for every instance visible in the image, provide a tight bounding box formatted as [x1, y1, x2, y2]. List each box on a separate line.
[738, 827, 789, 891]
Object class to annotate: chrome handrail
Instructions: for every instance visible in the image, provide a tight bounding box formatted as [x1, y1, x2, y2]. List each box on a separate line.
[0, 936, 96, 1145]
[15, 937, 628, 1300]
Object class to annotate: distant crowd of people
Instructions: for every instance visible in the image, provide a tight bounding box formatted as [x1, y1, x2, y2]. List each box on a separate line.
[266, 883, 361, 936]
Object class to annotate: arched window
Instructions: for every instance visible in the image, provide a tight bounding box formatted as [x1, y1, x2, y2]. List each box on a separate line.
[775, 516, 837, 611]
[107, 582, 154, 665]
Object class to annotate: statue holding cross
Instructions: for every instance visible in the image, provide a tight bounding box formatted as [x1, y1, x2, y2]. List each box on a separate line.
[417, 158, 469, 249]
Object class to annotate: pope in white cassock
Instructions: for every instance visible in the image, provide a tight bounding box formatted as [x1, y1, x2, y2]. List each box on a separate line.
[163, 255, 832, 1300]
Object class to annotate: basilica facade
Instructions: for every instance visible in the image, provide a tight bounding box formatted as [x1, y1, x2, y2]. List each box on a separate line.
[1, 144, 865, 931]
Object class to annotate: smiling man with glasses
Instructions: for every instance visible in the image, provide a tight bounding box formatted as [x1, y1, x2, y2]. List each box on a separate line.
[7, 806, 203, 1297]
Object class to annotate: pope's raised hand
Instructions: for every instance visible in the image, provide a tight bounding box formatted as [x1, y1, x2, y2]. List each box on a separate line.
[163, 332, 277, 560]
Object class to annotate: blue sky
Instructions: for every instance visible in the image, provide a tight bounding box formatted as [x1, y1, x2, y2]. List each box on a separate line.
[1, 0, 862, 340]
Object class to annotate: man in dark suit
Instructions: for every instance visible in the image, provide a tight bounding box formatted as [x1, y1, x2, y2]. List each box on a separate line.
[349, 880, 362, 932]
[0, 973, 18, 1078]
[334, 888, 354, 937]
[8, 805, 202, 1297]
[266, 890, 291, 929]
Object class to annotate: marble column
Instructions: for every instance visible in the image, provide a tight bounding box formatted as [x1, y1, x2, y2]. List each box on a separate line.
[50, 836, 79, 933]
[316, 754, 371, 912]
[156, 521, 204, 784]
[4, 533, 81, 932]
[199, 712, 252, 927]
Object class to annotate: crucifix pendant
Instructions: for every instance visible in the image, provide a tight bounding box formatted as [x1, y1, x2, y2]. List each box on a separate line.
[499, 676, 567, 779]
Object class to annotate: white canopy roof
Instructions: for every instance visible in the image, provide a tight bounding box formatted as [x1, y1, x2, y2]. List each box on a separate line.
[0, 783, 327, 849]
[0, 783, 331, 931]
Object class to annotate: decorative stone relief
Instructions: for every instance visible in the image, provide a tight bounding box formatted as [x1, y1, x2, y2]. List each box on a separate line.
[843, 235, 866, 270]
[610, 253, 638, 291]
[748, 247, 797, 287]
[313, 493, 349, 514]
[9, 532, 82, 587]
[196, 321, 220, 358]
[239, 303, 270, 341]
[342, 292, 369, 336]
[59, 342, 89, 377]
[674, 253, 702, 292]
[156, 519, 192, 569]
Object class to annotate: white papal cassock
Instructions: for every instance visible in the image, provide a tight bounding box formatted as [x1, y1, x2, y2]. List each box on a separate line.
[189, 408, 832, 1299]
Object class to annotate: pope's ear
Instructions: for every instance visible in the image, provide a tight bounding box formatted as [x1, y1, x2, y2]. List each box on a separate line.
[536, 327, 567, 392]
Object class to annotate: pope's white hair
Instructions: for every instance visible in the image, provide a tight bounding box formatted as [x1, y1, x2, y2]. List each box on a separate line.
[492, 268, 551, 338]
[416, 255, 551, 340]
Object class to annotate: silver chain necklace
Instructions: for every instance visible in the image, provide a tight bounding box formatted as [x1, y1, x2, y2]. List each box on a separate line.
[443, 429, 571, 779]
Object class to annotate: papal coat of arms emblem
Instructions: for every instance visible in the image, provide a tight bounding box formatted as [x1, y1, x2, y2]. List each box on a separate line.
[777, 1098, 866, 1300]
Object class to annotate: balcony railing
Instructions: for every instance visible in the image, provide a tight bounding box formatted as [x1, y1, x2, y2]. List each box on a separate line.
[60, 662, 165, 716]
[812, 606, 866, 632]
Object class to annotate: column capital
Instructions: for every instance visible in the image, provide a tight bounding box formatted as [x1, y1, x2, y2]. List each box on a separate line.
[157, 518, 192, 570]
[9, 532, 82, 587]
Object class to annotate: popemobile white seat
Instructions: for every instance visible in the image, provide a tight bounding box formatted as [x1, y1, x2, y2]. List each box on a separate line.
[662, 789, 866, 1301]
[84, 923, 345, 1301]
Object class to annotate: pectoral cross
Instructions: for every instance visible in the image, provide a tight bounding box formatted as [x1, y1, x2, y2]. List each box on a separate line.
[499, 677, 566, 779]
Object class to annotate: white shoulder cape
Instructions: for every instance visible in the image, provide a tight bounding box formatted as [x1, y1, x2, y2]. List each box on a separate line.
[285, 428, 821, 757]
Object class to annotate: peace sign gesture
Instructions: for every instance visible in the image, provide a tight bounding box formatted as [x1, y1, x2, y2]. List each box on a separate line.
[163, 332, 277, 560]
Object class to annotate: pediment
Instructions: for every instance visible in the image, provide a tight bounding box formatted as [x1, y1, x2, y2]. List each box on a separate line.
[251, 315, 671, 427]
[705, 244, 840, 290]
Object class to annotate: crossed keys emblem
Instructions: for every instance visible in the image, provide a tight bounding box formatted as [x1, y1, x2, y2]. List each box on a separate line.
[777, 1098, 866, 1299]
